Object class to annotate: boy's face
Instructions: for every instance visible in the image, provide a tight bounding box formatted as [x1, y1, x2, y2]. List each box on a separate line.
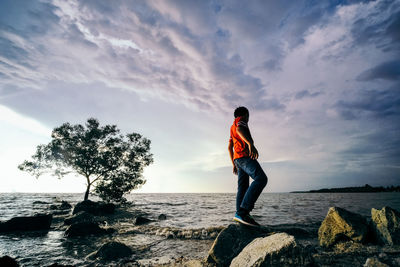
[243, 113, 249, 122]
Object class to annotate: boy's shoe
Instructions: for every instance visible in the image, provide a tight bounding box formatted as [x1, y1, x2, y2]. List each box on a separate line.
[247, 214, 260, 226]
[233, 213, 260, 227]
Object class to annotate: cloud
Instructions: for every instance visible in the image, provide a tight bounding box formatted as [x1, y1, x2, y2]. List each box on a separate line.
[357, 60, 400, 81]
[335, 85, 400, 120]
[295, 90, 322, 100]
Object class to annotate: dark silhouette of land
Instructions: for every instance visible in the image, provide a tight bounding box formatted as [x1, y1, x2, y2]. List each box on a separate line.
[291, 184, 400, 193]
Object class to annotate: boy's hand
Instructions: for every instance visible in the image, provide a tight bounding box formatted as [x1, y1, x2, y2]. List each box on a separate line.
[249, 144, 259, 160]
[233, 165, 238, 175]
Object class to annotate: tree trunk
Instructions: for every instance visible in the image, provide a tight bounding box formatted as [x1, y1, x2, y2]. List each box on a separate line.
[84, 184, 90, 201]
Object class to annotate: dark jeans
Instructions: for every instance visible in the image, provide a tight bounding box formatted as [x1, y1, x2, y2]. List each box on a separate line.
[234, 157, 268, 213]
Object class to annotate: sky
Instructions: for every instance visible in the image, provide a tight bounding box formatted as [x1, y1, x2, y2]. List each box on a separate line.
[0, 0, 399, 194]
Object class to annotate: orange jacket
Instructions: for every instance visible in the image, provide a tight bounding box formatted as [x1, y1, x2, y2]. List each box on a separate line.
[230, 116, 249, 160]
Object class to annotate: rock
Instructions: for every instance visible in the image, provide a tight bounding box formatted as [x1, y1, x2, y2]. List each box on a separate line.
[90, 241, 133, 261]
[0, 255, 19, 267]
[72, 200, 115, 215]
[33, 201, 49, 205]
[230, 232, 313, 267]
[371, 206, 400, 245]
[65, 222, 113, 237]
[206, 224, 270, 266]
[0, 214, 52, 233]
[64, 211, 95, 225]
[364, 257, 389, 267]
[318, 207, 369, 248]
[134, 216, 152, 225]
[50, 201, 72, 210]
[47, 264, 75, 267]
[158, 214, 167, 220]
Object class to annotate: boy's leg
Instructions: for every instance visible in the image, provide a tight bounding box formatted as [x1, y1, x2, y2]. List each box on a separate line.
[235, 157, 268, 213]
[235, 160, 249, 215]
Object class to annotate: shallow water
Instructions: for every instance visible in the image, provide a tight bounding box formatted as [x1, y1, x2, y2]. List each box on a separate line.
[1, 192, 399, 266]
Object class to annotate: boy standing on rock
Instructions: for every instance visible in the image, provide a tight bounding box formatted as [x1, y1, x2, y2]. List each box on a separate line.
[228, 106, 268, 227]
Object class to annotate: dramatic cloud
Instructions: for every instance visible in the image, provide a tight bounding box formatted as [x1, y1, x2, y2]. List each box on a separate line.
[0, 0, 399, 192]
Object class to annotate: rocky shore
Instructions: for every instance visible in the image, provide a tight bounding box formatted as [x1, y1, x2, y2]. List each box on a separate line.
[1, 199, 400, 266]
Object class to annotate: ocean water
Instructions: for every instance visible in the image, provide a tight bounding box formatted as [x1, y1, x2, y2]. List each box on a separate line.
[1, 192, 400, 266]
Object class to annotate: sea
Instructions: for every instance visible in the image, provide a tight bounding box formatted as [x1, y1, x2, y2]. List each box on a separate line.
[1, 192, 400, 266]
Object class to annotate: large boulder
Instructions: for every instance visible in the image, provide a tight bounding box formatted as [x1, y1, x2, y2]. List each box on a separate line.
[65, 222, 114, 237]
[0, 256, 19, 267]
[0, 214, 52, 233]
[72, 200, 115, 215]
[318, 207, 369, 248]
[207, 224, 270, 266]
[64, 211, 95, 225]
[371, 206, 400, 245]
[230, 232, 313, 267]
[89, 241, 133, 261]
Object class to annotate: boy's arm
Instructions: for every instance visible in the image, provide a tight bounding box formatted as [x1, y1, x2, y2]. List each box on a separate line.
[237, 126, 259, 160]
[228, 138, 237, 174]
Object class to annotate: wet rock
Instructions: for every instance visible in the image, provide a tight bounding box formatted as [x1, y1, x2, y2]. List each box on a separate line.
[0, 213, 52, 233]
[371, 206, 400, 245]
[33, 201, 49, 205]
[0, 255, 19, 267]
[230, 232, 313, 267]
[50, 201, 72, 210]
[65, 222, 114, 237]
[206, 224, 270, 266]
[89, 241, 133, 261]
[47, 263, 75, 267]
[64, 211, 95, 225]
[158, 214, 167, 220]
[318, 207, 369, 248]
[364, 257, 389, 267]
[135, 216, 152, 225]
[72, 200, 115, 215]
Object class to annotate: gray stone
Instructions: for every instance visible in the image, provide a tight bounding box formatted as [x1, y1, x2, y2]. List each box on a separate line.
[92, 241, 133, 261]
[64, 211, 95, 225]
[318, 207, 369, 248]
[72, 200, 115, 215]
[65, 222, 113, 237]
[230, 233, 313, 267]
[0, 214, 52, 233]
[371, 206, 400, 245]
[206, 224, 270, 266]
[364, 257, 389, 267]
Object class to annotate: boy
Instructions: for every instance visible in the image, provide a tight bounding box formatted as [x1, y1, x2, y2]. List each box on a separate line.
[228, 106, 268, 227]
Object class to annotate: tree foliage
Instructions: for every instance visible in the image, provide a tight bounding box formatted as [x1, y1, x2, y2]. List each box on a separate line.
[18, 118, 153, 202]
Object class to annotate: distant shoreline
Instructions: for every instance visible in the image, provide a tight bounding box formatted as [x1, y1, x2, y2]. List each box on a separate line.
[291, 184, 400, 193]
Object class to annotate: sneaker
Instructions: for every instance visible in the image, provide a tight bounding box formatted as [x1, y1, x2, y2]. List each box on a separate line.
[233, 213, 259, 227]
[247, 214, 260, 226]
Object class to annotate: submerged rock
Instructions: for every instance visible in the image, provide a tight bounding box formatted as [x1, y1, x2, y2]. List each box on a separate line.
[72, 200, 115, 215]
[0, 255, 19, 267]
[318, 207, 369, 248]
[0, 214, 52, 233]
[371, 206, 400, 245]
[65, 222, 114, 237]
[206, 224, 270, 266]
[134, 216, 152, 225]
[50, 201, 72, 210]
[230, 232, 313, 267]
[158, 214, 167, 220]
[64, 211, 95, 225]
[89, 241, 133, 261]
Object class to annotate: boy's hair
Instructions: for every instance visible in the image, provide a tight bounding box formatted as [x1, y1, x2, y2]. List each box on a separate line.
[234, 106, 249, 118]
